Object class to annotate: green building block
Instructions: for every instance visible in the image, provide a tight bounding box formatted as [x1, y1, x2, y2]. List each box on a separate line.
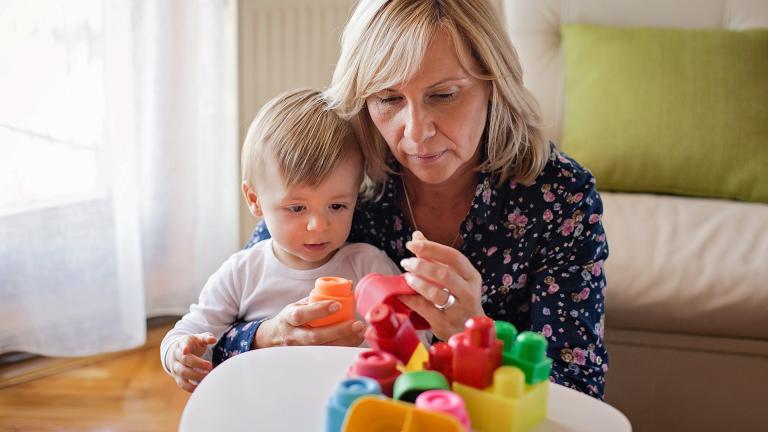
[495, 320, 519, 365]
[393, 370, 450, 403]
[508, 332, 553, 385]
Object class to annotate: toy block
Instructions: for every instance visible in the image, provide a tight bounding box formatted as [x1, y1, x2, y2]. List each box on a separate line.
[507, 332, 552, 385]
[347, 349, 401, 397]
[326, 377, 381, 432]
[307, 277, 355, 327]
[403, 342, 429, 373]
[365, 303, 422, 365]
[449, 316, 503, 389]
[424, 342, 453, 383]
[415, 389, 471, 430]
[452, 366, 549, 432]
[393, 370, 450, 403]
[355, 273, 430, 330]
[343, 395, 463, 432]
[495, 320, 519, 366]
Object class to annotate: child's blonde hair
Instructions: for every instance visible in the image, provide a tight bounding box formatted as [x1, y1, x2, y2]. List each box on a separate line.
[241, 88, 356, 189]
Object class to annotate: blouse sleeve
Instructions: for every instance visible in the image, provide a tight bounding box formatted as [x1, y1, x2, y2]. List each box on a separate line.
[529, 172, 609, 399]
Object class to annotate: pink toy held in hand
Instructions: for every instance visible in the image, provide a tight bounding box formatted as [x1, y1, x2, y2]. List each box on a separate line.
[355, 273, 430, 330]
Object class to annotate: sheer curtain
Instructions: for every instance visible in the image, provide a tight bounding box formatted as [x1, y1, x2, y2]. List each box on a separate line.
[0, 0, 239, 356]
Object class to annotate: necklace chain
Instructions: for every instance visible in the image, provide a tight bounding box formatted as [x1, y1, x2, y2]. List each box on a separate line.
[401, 175, 462, 249]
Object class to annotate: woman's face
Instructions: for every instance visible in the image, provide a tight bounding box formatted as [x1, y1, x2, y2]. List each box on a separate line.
[365, 29, 491, 186]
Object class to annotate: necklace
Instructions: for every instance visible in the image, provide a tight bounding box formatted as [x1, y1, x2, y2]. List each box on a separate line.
[400, 175, 463, 249]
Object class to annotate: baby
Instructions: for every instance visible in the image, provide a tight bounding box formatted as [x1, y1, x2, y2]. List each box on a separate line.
[161, 88, 400, 392]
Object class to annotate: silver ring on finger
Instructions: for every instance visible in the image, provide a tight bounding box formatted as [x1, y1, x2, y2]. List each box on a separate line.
[434, 288, 456, 311]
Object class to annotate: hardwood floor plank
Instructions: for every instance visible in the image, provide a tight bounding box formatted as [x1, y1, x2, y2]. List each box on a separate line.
[0, 323, 190, 432]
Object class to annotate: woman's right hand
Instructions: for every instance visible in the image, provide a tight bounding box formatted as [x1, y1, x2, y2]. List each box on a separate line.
[254, 297, 366, 348]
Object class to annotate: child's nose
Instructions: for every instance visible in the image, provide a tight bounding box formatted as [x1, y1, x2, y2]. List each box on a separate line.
[306, 213, 330, 232]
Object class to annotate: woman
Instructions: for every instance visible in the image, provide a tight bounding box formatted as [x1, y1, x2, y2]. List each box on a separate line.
[216, 0, 608, 399]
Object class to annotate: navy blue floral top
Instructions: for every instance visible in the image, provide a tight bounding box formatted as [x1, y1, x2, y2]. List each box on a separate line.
[214, 147, 609, 399]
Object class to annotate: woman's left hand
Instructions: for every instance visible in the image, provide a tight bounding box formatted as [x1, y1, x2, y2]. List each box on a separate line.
[397, 231, 486, 341]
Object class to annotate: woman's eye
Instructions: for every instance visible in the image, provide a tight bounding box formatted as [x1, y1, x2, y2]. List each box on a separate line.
[285, 205, 305, 213]
[377, 95, 401, 105]
[433, 92, 456, 102]
[330, 203, 348, 211]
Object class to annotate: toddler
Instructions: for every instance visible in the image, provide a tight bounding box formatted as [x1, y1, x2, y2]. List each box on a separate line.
[161, 88, 400, 392]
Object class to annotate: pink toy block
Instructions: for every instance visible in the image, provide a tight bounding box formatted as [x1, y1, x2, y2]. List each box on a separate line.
[415, 389, 471, 430]
[347, 349, 401, 397]
[355, 273, 430, 330]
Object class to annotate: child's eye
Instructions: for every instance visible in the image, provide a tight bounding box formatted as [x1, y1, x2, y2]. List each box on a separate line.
[329, 203, 348, 211]
[285, 205, 305, 213]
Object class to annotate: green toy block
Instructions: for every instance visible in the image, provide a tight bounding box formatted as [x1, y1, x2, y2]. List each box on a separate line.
[495, 320, 519, 365]
[507, 332, 553, 385]
[393, 370, 450, 403]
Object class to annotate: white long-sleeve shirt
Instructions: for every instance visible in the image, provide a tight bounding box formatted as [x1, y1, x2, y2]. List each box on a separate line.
[160, 239, 401, 373]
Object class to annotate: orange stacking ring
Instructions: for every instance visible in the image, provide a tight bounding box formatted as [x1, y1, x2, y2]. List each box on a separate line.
[306, 276, 355, 327]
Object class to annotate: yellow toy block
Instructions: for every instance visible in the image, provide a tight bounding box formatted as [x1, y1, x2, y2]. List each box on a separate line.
[342, 395, 463, 432]
[403, 343, 429, 372]
[452, 366, 548, 432]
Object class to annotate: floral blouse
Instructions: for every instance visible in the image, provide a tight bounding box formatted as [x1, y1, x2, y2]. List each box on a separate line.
[214, 147, 609, 399]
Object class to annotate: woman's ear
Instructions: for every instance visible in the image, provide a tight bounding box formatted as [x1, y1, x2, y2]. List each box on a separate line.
[242, 182, 263, 217]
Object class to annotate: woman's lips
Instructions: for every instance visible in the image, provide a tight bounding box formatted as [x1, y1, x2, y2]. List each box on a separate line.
[407, 150, 447, 164]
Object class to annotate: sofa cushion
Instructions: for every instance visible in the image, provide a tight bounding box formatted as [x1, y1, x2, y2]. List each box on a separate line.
[504, 0, 768, 145]
[601, 192, 768, 340]
[560, 24, 768, 203]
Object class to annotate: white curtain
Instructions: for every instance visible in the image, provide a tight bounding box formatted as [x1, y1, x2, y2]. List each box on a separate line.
[0, 0, 239, 357]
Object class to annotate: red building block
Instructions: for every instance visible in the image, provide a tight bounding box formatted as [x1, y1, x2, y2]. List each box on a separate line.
[424, 342, 454, 384]
[365, 303, 421, 365]
[347, 349, 401, 397]
[448, 316, 503, 389]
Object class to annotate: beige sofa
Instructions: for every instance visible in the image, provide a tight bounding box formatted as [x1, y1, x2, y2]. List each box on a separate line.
[503, 1, 768, 430]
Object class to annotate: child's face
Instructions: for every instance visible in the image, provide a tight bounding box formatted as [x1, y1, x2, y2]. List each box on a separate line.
[245, 153, 362, 270]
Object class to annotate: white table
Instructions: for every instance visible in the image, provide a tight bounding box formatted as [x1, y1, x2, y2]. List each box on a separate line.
[180, 346, 631, 432]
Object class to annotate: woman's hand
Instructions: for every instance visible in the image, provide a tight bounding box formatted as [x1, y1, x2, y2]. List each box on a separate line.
[254, 297, 366, 348]
[168, 332, 217, 392]
[398, 231, 486, 341]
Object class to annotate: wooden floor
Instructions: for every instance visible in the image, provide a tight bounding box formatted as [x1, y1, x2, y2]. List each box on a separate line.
[0, 322, 189, 432]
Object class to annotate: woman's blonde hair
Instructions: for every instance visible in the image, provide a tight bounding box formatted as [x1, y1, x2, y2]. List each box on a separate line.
[241, 88, 356, 189]
[325, 0, 549, 193]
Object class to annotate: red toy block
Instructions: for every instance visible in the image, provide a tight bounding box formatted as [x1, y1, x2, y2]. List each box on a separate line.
[424, 342, 453, 383]
[365, 303, 421, 365]
[448, 316, 503, 389]
[347, 349, 401, 397]
[355, 273, 430, 330]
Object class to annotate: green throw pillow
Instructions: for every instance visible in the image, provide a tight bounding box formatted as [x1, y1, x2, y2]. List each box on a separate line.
[561, 24, 768, 203]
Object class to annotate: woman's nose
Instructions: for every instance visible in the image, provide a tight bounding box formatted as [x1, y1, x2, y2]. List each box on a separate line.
[403, 103, 436, 144]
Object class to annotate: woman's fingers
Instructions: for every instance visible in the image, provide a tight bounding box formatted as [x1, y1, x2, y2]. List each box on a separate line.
[406, 231, 478, 282]
[400, 257, 467, 303]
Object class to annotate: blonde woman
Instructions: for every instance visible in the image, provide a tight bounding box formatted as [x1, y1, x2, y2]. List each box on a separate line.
[219, 0, 609, 399]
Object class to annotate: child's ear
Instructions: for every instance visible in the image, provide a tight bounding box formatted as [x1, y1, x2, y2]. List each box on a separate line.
[242, 182, 263, 217]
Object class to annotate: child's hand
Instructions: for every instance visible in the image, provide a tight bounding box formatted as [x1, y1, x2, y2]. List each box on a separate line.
[168, 332, 217, 392]
[255, 298, 365, 348]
